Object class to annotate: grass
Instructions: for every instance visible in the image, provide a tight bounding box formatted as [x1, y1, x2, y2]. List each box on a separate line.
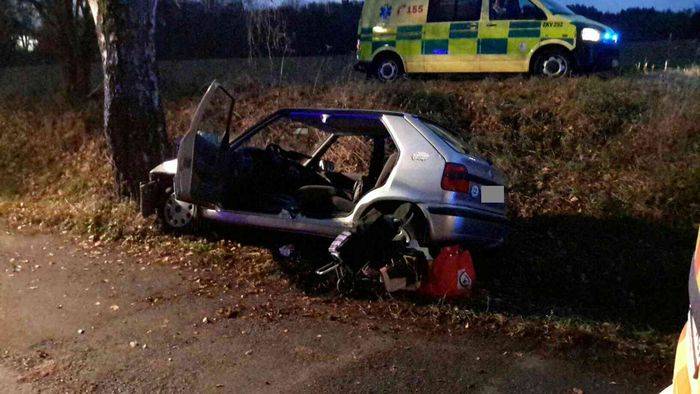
[1, 39, 697, 100]
[0, 64, 698, 371]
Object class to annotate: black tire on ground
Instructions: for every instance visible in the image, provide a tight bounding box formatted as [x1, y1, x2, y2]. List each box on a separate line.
[158, 188, 197, 233]
[531, 48, 574, 78]
[372, 53, 405, 82]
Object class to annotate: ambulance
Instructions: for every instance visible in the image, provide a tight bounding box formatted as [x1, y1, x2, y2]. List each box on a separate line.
[664, 229, 700, 394]
[355, 0, 620, 80]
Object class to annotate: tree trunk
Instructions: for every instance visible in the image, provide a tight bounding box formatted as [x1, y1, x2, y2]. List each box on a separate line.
[88, 0, 169, 198]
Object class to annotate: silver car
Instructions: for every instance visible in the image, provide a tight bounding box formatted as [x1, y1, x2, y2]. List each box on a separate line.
[141, 82, 508, 248]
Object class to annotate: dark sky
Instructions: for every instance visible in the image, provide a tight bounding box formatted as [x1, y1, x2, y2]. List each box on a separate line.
[563, 0, 698, 12]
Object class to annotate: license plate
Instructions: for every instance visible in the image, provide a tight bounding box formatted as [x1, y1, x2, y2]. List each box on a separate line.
[481, 186, 504, 204]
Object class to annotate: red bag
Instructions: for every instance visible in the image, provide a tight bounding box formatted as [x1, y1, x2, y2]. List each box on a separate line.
[418, 245, 476, 299]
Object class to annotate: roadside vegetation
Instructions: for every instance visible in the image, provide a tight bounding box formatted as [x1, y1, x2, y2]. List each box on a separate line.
[2, 39, 699, 100]
[0, 70, 698, 377]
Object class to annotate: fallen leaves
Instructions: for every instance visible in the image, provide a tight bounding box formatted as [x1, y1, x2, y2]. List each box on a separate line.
[16, 359, 59, 383]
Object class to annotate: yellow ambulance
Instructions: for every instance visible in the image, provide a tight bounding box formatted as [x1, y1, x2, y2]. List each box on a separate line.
[664, 229, 700, 394]
[355, 0, 620, 80]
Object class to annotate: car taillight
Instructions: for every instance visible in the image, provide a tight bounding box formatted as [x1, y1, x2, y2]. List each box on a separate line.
[441, 163, 470, 193]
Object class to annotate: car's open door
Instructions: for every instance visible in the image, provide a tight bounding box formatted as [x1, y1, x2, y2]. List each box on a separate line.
[174, 81, 235, 205]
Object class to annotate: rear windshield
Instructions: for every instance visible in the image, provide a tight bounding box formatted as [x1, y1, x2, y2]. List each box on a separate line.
[539, 0, 574, 15]
[421, 119, 468, 154]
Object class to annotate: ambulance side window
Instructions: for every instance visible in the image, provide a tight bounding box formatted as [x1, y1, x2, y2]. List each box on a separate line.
[428, 0, 456, 22]
[489, 0, 546, 20]
[428, 0, 481, 22]
[455, 0, 482, 21]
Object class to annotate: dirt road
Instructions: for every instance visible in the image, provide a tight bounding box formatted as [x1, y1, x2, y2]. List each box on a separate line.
[0, 229, 664, 393]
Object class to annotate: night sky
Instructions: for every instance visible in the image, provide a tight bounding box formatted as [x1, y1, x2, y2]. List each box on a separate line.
[563, 0, 698, 12]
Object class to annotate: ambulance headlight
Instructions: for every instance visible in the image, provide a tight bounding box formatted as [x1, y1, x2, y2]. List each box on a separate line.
[581, 28, 601, 42]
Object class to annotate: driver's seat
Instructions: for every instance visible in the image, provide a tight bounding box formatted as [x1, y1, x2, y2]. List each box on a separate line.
[295, 152, 399, 218]
[295, 185, 354, 218]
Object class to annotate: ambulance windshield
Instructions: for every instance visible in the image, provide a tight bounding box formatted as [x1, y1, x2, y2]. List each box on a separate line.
[539, 0, 574, 15]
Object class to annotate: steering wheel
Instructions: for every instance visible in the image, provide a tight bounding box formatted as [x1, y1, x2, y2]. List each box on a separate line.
[266, 143, 284, 156]
[266, 143, 311, 161]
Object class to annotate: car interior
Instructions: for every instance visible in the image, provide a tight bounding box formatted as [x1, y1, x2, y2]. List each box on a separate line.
[191, 110, 399, 219]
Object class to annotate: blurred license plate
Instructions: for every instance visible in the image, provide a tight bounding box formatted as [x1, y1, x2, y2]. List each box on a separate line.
[481, 186, 504, 203]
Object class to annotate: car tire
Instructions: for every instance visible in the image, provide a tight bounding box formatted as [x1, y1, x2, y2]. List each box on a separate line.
[531, 48, 573, 78]
[372, 53, 405, 82]
[158, 189, 197, 233]
[398, 209, 428, 247]
[367, 203, 428, 246]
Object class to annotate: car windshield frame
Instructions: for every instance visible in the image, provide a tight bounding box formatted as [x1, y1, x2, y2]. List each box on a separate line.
[419, 117, 469, 155]
[538, 0, 574, 15]
[189, 81, 236, 145]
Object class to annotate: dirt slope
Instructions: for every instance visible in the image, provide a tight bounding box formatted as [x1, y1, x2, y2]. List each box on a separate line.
[0, 229, 664, 393]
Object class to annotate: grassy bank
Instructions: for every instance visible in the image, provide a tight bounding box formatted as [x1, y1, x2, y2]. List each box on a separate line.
[1, 39, 698, 100]
[0, 73, 698, 367]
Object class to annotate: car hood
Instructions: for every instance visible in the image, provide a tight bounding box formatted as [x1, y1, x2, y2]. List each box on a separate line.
[150, 159, 177, 175]
[565, 14, 614, 33]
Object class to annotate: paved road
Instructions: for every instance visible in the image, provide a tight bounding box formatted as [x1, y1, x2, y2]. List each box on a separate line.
[0, 229, 662, 393]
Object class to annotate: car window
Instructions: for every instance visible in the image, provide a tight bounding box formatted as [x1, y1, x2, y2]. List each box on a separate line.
[538, 0, 573, 15]
[195, 86, 236, 144]
[427, 0, 481, 22]
[322, 136, 373, 175]
[422, 119, 468, 154]
[489, 0, 546, 20]
[240, 117, 330, 160]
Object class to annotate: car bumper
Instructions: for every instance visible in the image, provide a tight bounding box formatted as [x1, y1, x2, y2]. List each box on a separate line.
[422, 205, 508, 248]
[574, 42, 620, 71]
[140, 180, 159, 217]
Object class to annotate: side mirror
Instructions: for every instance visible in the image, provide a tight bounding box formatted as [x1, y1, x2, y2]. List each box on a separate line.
[319, 160, 335, 172]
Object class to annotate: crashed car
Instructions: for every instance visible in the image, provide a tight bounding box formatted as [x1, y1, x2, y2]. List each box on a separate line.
[140, 81, 508, 251]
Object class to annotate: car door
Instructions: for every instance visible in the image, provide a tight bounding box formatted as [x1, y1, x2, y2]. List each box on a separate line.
[174, 81, 235, 205]
[423, 0, 482, 72]
[479, 0, 547, 71]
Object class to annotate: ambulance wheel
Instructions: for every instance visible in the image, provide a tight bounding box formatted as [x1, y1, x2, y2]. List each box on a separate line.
[158, 189, 196, 233]
[531, 48, 572, 78]
[373, 53, 404, 82]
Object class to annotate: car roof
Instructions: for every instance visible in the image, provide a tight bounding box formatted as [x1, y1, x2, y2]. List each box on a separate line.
[271, 108, 412, 136]
[276, 108, 409, 118]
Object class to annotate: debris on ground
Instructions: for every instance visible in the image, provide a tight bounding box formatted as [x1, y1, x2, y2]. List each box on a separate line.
[217, 306, 239, 319]
[17, 359, 58, 383]
[312, 203, 476, 299]
[418, 246, 475, 299]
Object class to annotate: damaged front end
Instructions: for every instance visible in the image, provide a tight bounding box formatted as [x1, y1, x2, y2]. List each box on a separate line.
[140, 159, 178, 218]
[139, 180, 159, 217]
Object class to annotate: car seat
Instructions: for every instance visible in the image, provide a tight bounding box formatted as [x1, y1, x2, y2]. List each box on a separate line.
[296, 152, 399, 218]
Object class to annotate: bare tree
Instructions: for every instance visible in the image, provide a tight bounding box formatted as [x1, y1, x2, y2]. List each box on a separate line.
[88, 0, 169, 199]
[21, 0, 95, 100]
[244, 0, 290, 75]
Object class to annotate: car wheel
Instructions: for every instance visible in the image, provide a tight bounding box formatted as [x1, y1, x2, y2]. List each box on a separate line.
[367, 203, 428, 247]
[159, 191, 196, 232]
[532, 49, 572, 78]
[373, 54, 404, 82]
